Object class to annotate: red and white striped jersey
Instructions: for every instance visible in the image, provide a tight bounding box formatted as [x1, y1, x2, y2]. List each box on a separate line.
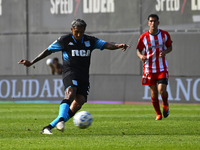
[136, 29, 172, 74]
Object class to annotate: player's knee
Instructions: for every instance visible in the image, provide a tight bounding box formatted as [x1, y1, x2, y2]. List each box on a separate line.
[75, 102, 82, 110]
[159, 90, 166, 97]
[65, 87, 76, 100]
[72, 100, 83, 111]
[151, 90, 158, 97]
[74, 96, 85, 108]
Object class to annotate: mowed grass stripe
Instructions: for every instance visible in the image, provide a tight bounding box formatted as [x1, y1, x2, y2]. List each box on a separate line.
[0, 103, 199, 150]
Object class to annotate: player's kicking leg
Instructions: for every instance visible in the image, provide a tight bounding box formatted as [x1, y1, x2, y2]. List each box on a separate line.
[41, 87, 76, 134]
[55, 94, 86, 130]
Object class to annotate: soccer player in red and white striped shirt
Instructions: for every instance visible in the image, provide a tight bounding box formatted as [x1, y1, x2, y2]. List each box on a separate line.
[136, 14, 172, 120]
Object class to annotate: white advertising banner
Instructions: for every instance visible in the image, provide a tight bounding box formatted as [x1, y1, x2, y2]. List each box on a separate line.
[0, 75, 199, 104]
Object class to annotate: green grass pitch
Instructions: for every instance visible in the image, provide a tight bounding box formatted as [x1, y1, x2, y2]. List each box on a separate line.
[0, 103, 200, 150]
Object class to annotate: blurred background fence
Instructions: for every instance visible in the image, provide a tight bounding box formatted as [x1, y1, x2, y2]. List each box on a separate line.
[0, 0, 200, 103]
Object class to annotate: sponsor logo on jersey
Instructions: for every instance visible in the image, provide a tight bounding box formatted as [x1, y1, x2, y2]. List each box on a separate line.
[84, 41, 90, 47]
[163, 38, 165, 42]
[68, 42, 74, 45]
[72, 50, 90, 57]
[72, 80, 78, 86]
[148, 44, 164, 50]
[155, 40, 159, 43]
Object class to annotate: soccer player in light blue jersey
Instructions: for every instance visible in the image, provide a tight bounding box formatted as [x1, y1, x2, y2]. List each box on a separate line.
[18, 19, 130, 134]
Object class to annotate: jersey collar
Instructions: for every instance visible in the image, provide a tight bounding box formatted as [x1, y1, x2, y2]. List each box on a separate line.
[149, 29, 160, 36]
[72, 35, 84, 44]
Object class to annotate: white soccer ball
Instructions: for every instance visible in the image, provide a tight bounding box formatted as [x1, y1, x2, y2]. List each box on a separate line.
[73, 111, 93, 129]
[46, 58, 53, 65]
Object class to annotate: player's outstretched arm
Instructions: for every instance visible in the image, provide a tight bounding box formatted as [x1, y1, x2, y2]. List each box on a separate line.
[18, 49, 52, 67]
[103, 42, 130, 52]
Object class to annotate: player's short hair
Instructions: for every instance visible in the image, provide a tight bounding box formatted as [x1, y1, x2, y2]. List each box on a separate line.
[71, 19, 87, 30]
[148, 14, 159, 21]
[53, 57, 59, 62]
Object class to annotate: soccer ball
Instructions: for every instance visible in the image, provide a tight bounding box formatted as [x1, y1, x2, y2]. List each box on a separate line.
[73, 111, 93, 129]
[46, 58, 53, 65]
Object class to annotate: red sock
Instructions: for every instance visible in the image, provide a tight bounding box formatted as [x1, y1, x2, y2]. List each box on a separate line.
[151, 97, 161, 115]
[162, 92, 168, 106]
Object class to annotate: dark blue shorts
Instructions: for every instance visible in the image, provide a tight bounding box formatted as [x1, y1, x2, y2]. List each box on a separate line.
[63, 76, 90, 100]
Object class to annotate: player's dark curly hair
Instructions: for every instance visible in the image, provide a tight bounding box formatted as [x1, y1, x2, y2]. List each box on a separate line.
[71, 19, 87, 30]
[148, 14, 159, 21]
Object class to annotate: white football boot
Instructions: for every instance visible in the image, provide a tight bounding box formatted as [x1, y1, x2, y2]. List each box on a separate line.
[41, 128, 53, 135]
[56, 121, 65, 132]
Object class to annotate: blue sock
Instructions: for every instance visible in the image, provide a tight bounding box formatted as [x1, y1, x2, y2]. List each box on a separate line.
[50, 103, 71, 127]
